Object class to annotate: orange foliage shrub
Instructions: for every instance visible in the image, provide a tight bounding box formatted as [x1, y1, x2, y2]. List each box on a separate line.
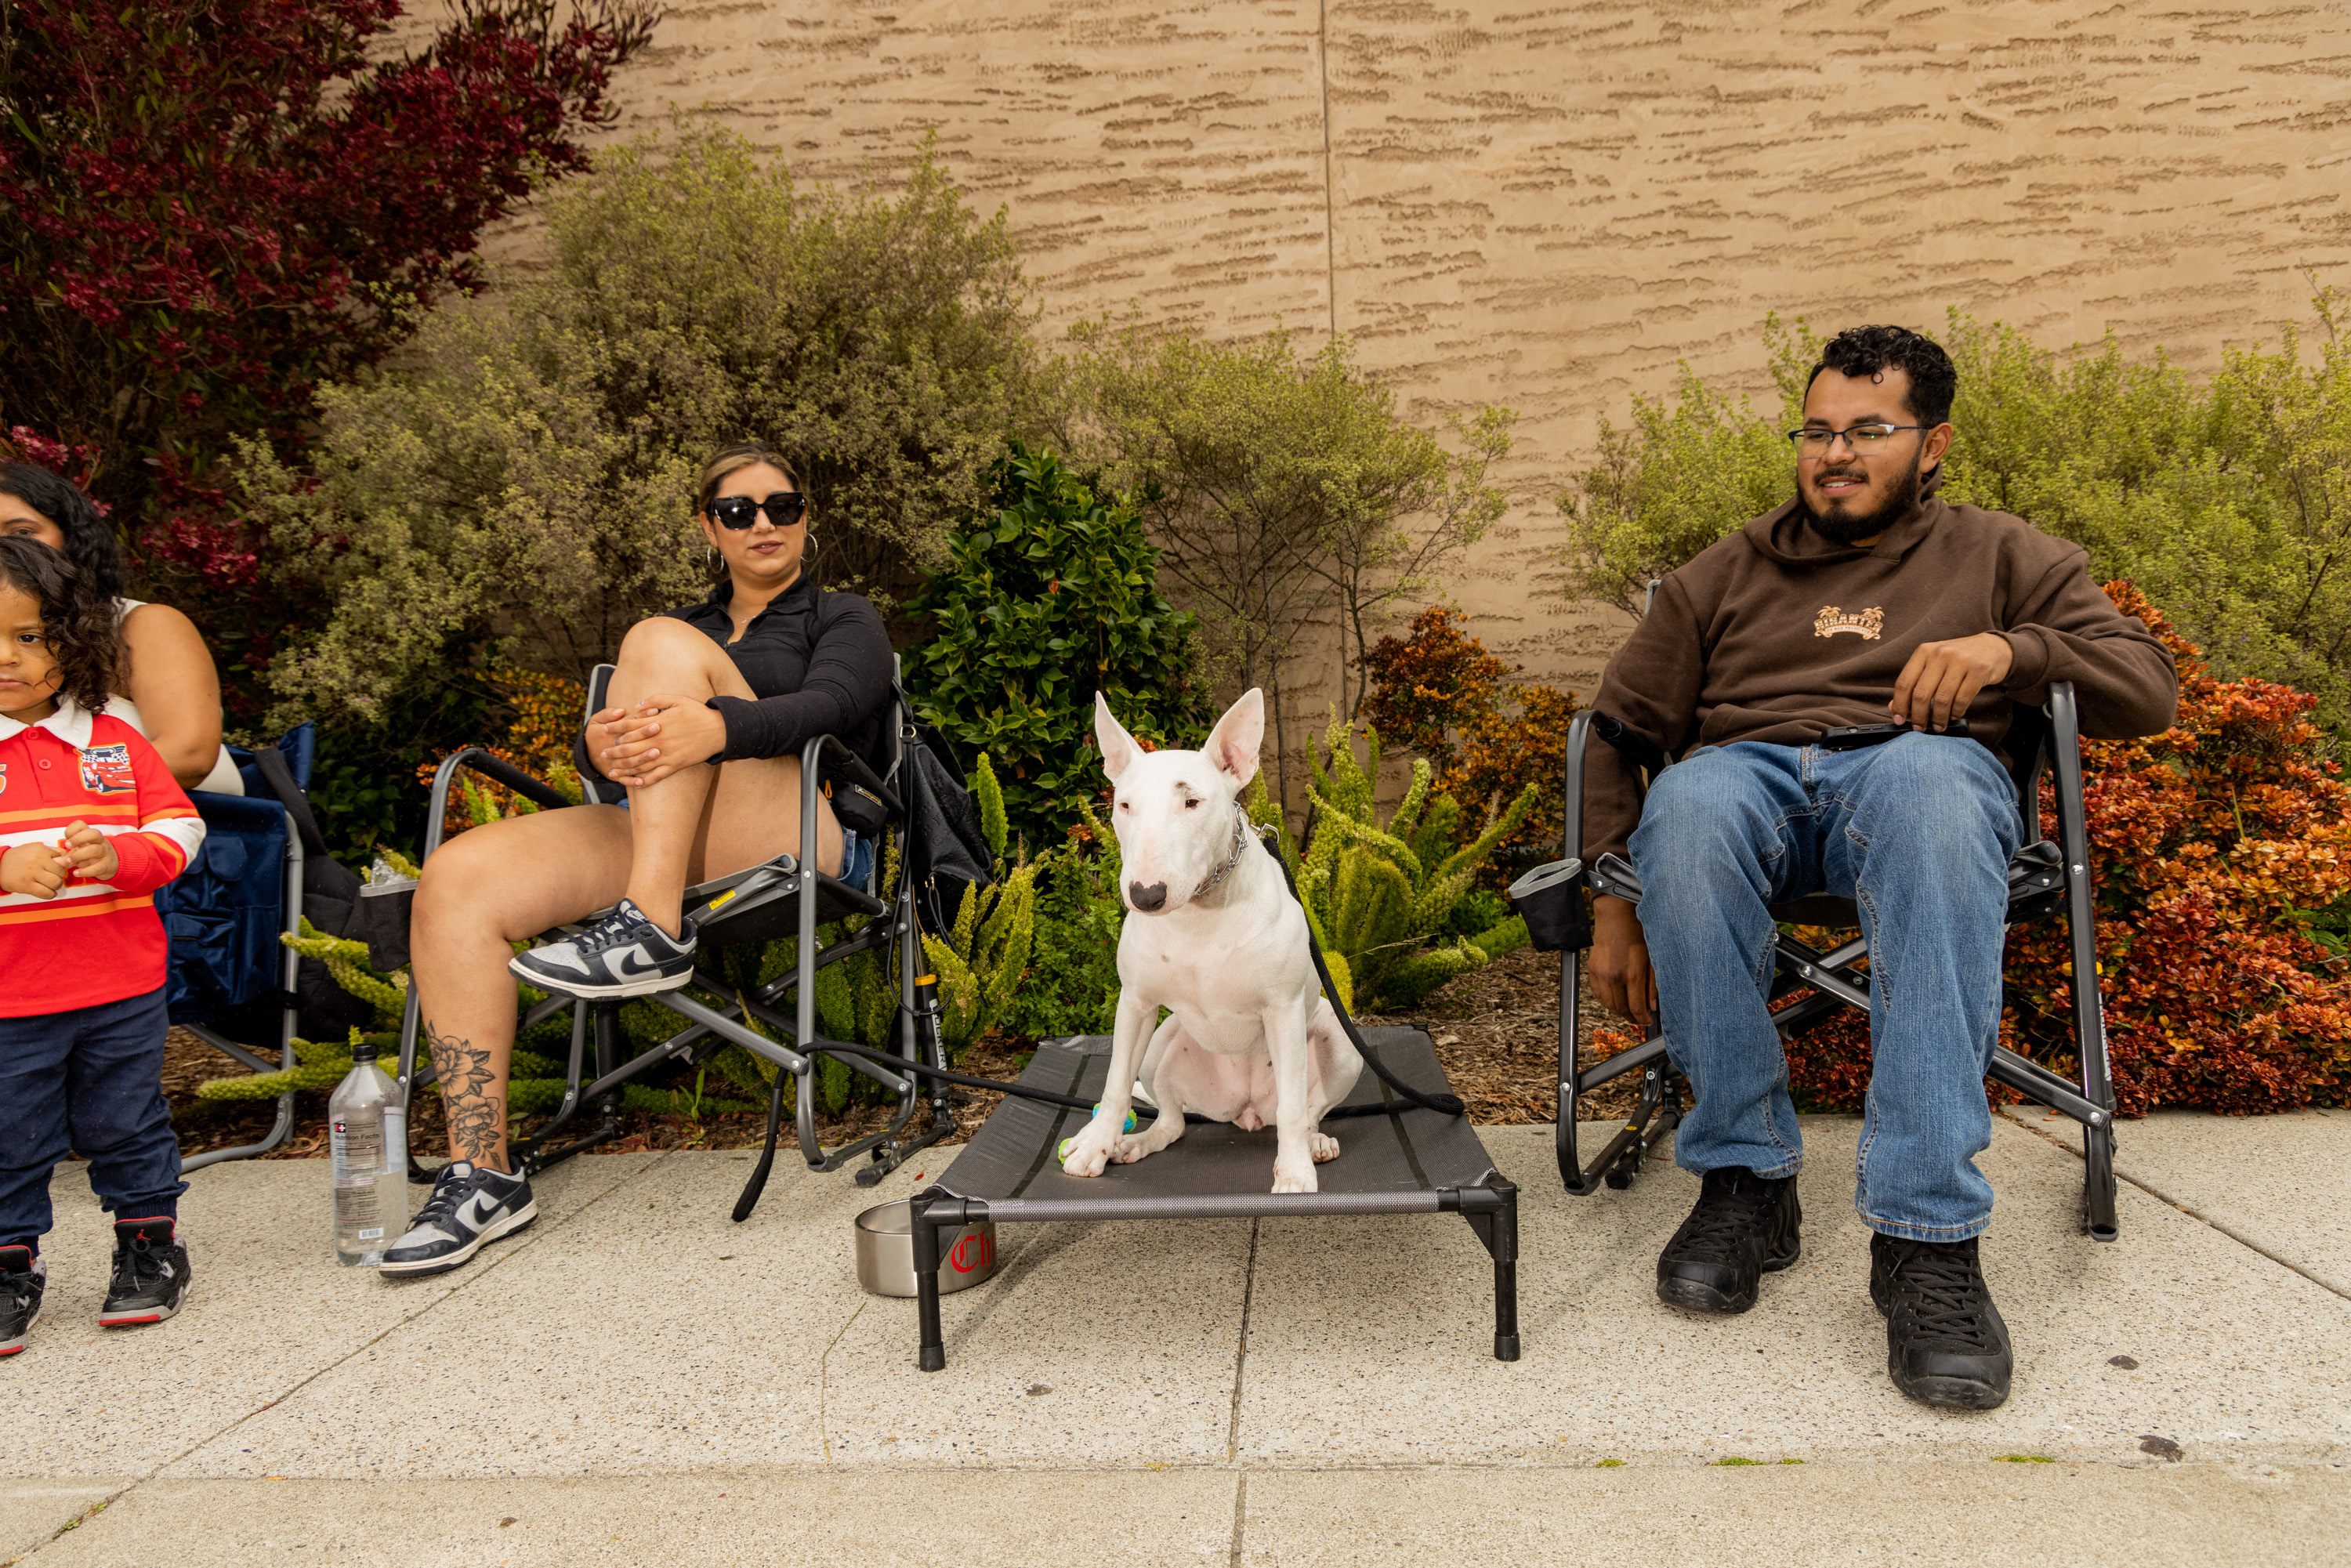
[416, 668, 589, 839]
[1775, 583, 2351, 1115]
[1358, 607, 1582, 882]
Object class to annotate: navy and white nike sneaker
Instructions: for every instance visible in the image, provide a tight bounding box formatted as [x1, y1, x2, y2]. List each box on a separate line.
[379, 1162, 538, 1277]
[98, 1216, 190, 1327]
[508, 897, 696, 998]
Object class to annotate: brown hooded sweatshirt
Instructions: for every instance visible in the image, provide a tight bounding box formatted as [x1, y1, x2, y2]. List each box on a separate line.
[1581, 470, 2179, 863]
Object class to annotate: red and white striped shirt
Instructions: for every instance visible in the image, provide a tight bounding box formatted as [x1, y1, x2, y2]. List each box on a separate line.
[0, 697, 205, 1017]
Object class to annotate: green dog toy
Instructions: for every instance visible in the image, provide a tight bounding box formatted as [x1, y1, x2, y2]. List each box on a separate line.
[1058, 1103, 1139, 1161]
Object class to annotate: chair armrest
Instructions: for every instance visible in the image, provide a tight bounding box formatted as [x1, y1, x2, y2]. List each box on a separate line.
[811, 733, 903, 818]
[421, 747, 574, 861]
[453, 748, 574, 811]
[1591, 712, 1669, 776]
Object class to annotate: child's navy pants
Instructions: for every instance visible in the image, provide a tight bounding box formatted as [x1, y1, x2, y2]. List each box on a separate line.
[0, 988, 185, 1250]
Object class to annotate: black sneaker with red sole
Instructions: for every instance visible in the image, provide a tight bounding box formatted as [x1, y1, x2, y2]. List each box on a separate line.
[99, 1216, 190, 1328]
[0, 1245, 43, 1355]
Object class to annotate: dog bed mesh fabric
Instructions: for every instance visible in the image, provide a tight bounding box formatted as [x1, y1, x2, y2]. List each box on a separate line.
[935, 1027, 1507, 1215]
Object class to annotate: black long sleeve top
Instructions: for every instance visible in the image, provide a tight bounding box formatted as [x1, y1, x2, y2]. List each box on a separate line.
[662, 572, 894, 780]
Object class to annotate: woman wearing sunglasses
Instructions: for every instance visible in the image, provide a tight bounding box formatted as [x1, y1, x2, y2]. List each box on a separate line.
[389, 441, 892, 1276]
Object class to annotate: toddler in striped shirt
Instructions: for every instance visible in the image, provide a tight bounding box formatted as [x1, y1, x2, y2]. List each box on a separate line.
[0, 536, 205, 1356]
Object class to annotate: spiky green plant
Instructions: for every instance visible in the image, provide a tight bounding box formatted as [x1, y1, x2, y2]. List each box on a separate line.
[1295, 710, 1539, 1011]
[921, 752, 1040, 1056]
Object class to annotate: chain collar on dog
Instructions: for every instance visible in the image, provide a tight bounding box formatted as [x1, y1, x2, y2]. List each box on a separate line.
[1191, 803, 1255, 900]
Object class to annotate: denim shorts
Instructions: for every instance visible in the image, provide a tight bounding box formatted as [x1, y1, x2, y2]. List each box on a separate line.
[839, 827, 876, 892]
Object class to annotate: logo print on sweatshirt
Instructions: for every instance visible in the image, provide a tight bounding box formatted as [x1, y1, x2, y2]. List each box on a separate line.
[1814, 605, 1885, 641]
[79, 743, 136, 795]
[0, 762, 7, 797]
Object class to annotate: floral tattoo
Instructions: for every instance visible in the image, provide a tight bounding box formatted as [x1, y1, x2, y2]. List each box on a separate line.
[426, 1019, 506, 1169]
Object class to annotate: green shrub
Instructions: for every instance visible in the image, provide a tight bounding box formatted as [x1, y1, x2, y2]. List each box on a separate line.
[1065, 320, 1512, 802]
[245, 122, 1043, 726]
[1002, 827, 1128, 1040]
[905, 443, 1208, 849]
[1557, 293, 2351, 733]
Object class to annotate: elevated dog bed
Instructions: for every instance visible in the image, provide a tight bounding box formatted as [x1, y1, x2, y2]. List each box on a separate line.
[904, 1026, 1519, 1369]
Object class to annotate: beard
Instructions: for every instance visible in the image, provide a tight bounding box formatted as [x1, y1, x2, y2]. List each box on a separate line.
[1802, 447, 1923, 545]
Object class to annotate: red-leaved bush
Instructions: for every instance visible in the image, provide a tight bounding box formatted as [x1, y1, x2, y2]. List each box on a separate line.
[0, 0, 651, 697]
[1770, 583, 2351, 1115]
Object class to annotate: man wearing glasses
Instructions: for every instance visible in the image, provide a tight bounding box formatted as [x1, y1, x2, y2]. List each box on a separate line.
[1581, 325, 2176, 1410]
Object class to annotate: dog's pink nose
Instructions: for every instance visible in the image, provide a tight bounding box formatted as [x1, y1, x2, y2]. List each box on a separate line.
[1127, 881, 1168, 912]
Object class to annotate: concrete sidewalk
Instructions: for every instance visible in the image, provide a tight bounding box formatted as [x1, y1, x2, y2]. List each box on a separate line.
[5, 1109, 2346, 1565]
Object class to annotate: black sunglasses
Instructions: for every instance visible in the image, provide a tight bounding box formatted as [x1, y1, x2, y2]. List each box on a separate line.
[708, 491, 807, 531]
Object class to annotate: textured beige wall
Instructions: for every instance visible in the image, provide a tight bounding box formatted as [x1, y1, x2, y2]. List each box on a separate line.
[459, 0, 2351, 709]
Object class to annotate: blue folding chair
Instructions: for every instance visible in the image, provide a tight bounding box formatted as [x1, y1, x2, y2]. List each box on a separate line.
[155, 726, 314, 1171]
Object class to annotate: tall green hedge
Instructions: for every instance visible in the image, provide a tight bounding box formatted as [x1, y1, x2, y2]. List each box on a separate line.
[906, 443, 1208, 849]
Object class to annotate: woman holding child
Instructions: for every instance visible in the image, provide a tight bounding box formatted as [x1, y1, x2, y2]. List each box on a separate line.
[384, 442, 894, 1277]
[0, 464, 242, 796]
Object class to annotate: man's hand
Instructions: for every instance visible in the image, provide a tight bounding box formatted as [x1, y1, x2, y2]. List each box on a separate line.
[593, 697, 730, 790]
[1890, 632, 2014, 732]
[1589, 894, 1657, 1031]
[1, 840, 71, 900]
[59, 821, 118, 884]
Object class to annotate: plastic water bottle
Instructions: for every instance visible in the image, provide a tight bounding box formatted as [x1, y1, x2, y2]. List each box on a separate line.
[329, 1037, 408, 1267]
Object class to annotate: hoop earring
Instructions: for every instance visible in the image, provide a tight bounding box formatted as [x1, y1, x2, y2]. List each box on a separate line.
[804, 531, 820, 567]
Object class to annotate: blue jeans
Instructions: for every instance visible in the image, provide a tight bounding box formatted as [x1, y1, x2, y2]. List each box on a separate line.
[0, 987, 186, 1251]
[1630, 736, 2023, 1241]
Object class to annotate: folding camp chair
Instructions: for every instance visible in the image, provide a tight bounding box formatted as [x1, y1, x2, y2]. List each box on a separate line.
[393, 663, 962, 1215]
[158, 727, 315, 1172]
[1509, 683, 2119, 1240]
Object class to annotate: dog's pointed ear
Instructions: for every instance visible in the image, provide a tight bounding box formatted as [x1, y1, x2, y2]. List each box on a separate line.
[1094, 692, 1140, 782]
[1203, 688, 1264, 787]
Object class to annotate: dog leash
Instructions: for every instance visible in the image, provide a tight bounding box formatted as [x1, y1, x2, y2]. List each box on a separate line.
[1252, 825, 1468, 1119]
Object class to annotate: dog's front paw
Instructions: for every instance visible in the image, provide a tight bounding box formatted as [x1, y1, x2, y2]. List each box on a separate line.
[1060, 1120, 1121, 1179]
[1310, 1132, 1341, 1164]
[1270, 1156, 1320, 1194]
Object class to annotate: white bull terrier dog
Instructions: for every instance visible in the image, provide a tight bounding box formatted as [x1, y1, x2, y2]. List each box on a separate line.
[1058, 689, 1364, 1193]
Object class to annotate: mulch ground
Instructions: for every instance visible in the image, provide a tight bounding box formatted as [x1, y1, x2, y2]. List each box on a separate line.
[162, 946, 1654, 1168]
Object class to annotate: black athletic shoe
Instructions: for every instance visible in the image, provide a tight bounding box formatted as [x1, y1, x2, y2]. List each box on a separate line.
[1871, 1231, 2013, 1410]
[0, 1246, 44, 1356]
[509, 897, 697, 998]
[1655, 1165, 1802, 1314]
[99, 1217, 190, 1327]
[379, 1161, 538, 1277]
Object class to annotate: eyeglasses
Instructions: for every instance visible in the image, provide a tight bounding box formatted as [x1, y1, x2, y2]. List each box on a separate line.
[708, 491, 807, 530]
[1786, 423, 1929, 457]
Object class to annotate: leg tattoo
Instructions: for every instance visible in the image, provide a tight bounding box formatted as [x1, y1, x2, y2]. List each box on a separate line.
[426, 1019, 507, 1171]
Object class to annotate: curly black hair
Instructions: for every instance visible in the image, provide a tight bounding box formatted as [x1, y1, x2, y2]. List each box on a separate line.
[0, 534, 121, 713]
[1806, 325, 1957, 428]
[0, 462, 127, 603]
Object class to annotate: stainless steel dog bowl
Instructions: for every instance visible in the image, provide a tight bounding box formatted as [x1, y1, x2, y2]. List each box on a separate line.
[855, 1198, 1000, 1298]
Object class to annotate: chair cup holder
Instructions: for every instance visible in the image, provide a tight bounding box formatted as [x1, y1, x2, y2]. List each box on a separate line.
[1507, 858, 1588, 953]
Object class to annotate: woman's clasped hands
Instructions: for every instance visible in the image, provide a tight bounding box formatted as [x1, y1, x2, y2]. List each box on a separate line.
[593, 695, 730, 790]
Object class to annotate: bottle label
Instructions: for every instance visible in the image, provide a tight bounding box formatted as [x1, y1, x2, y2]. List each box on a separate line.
[334, 1109, 385, 1186]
